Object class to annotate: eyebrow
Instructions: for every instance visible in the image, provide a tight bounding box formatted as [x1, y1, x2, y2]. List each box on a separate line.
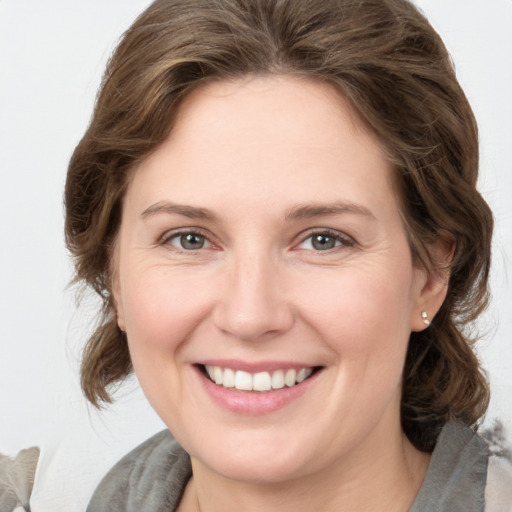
[141, 201, 217, 221]
[284, 202, 375, 221]
[141, 200, 375, 222]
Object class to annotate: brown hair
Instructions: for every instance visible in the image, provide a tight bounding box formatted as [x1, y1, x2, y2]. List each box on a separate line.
[65, 0, 493, 451]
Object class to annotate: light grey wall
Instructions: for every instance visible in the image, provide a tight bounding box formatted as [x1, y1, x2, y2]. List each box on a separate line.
[0, 1, 510, 510]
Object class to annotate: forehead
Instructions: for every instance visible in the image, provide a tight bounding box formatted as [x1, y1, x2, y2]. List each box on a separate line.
[125, 75, 397, 217]
[173, 75, 383, 156]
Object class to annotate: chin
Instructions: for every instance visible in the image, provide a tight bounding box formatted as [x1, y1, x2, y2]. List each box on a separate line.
[168, 416, 303, 481]
[197, 443, 312, 484]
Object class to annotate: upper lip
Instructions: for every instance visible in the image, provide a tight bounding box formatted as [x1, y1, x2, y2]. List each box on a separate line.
[195, 359, 319, 373]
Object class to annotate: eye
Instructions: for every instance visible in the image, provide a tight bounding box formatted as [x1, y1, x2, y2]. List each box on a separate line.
[166, 231, 212, 251]
[297, 230, 353, 251]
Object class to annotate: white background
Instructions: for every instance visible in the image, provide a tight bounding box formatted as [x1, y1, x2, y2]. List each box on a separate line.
[0, 1, 511, 510]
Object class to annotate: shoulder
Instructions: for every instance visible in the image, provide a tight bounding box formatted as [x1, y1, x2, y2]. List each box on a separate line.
[411, 421, 489, 511]
[429, 420, 512, 511]
[86, 430, 191, 512]
[483, 422, 512, 512]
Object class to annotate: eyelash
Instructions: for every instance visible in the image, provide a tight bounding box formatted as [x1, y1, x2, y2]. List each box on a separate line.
[295, 228, 355, 252]
[159, 228, 214, 253]
[158, 227, 355, 253]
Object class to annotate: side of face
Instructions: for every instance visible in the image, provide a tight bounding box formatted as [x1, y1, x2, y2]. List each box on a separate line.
[112, 75, 448, 483]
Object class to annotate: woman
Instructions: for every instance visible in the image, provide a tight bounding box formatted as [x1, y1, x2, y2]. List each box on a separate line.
[64, 0, 510, 510]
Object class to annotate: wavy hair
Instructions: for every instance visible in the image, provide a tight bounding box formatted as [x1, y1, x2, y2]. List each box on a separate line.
[65, 0, 493, 451]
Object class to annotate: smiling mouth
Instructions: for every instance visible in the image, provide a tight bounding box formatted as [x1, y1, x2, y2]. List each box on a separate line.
[199, 365, 321, 392]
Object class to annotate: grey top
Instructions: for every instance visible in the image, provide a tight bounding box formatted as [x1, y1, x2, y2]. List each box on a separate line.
[87, 421, 489, 511]
[87, 430, 192, 511]
[409, 421, 488, 511]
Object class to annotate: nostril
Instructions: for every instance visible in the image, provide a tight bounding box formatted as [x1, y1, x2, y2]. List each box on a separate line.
[212, 303, 295, 342]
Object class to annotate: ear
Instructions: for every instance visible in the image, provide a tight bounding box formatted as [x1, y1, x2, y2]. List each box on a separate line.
[110, 245, 126, 333]
[410, 233, 455, 332]
[112, 278, 126, 333]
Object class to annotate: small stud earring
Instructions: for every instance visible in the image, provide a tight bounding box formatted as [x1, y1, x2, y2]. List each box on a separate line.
[421, 311, 430, 326]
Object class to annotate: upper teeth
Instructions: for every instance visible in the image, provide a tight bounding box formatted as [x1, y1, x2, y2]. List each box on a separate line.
[204, 366, 313, 392]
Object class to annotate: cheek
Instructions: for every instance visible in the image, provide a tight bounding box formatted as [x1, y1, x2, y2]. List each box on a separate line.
[120, 268, 214, 360]
[324, 273, 414, 423]
[295, 263, 415, 389]
[119, 268, 218, 416]
[299, 263, 415, 338]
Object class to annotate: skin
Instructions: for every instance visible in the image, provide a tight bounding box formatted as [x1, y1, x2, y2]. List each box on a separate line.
[113, 75, 449, 511]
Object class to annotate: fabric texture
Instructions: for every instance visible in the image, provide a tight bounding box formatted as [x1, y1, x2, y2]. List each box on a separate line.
[86, 430, 191, 512]
[0, 447, 40, 512]
[409, 422, 488, 511]
[86, 421, 511, 511]
[483, 421, 512, 512]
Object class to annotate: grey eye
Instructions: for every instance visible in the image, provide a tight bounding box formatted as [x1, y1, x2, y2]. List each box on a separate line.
[297, 232, 345, 251]
[311, 234, 337, 250]
[172, 233, 208, 250]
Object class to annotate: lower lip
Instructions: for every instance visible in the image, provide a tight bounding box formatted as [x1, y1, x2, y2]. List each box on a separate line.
[195, 366, 320, 415]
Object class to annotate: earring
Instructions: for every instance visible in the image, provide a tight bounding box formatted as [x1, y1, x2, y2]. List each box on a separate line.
[421, 311, 430, 326]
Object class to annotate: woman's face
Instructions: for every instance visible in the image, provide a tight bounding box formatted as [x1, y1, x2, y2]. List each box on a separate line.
[114, 76, 433, 483]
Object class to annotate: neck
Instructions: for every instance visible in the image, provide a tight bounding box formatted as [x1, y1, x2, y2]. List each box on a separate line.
[180, 426, 430, 512]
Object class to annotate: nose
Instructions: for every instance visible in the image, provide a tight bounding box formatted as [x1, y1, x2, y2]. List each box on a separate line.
[212, 251, 294, 342]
